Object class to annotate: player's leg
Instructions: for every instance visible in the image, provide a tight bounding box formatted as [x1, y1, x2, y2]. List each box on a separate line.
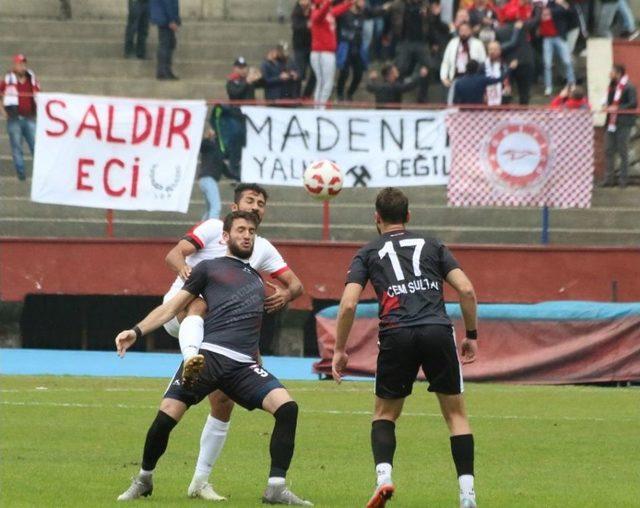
[178, 297, 207, 384]
[437, 394, 475, 508]
[117, 397, 188, 501]
[419, 324, 475, 508]
[367, 328, 419, 508]
[118, 357, 214, 501]
[366, 397, 405, 508]
[261, 387, 312, 506]
[222, 358, 312, 505]
[187, 389, 235, 501]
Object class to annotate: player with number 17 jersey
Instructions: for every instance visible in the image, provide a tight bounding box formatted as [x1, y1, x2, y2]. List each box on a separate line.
[346, 230, 460, 331]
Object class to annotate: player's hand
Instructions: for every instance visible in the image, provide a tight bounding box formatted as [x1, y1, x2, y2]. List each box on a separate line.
[264, 281, 291, 313]
[179, 264, 192, 281]
[442, 78, 452, 87]
[459, 338, 477, 364]
[169, 21, 179, 31]
[115, 330, 137, 358]
[332, 349, 349, 383]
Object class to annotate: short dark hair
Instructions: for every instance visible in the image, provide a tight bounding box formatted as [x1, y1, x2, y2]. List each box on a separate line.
[613, 63, 626, 76]
[233, 183, 269, 204]
[222, 210, 259, 233]
[466, 59, 480, 75]
[381, 63, 396, 80]
[571, 85, 585, 101]
[375, 187, 409, 224]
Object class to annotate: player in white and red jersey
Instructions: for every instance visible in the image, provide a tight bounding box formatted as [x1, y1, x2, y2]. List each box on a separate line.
[162, 183, 303, 501]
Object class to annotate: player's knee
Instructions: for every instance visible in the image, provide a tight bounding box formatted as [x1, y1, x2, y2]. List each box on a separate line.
[148, 410, 178, 438]
[209, 393, 235, 420]
[273, 400, 298, 424]
[186, 297, 207, 317]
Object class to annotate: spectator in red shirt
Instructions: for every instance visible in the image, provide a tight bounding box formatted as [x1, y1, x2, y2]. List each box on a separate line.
[0, 54, 40, 181]
[309, 0, 354, 106]
[550, 84, 589, 109]
[539, 0, 575, 96]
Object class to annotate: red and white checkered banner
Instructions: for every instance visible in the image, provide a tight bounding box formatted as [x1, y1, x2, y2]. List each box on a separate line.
[446, 110, 594, 208]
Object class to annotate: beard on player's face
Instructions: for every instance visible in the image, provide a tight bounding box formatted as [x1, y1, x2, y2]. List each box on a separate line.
[227, 234, 255, 259]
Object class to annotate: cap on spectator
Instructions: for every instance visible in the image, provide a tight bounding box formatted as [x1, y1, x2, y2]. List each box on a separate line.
[234, 56, 247, 67]
[13, 54, 27, 63]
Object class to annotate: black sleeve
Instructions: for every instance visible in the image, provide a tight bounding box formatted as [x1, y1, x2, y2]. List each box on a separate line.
[439, 242, 460, 277]
[182, 261, 209, 295]
[345, 249, 370, 287]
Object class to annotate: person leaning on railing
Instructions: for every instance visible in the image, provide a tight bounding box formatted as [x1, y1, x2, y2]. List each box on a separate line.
[366, 63, 428, 107]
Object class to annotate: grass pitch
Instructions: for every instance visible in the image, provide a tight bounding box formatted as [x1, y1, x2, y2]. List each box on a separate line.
[1, 375, 638, 507]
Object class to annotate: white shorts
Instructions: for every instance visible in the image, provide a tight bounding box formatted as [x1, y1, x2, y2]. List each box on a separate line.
[163, 285, 182, 338]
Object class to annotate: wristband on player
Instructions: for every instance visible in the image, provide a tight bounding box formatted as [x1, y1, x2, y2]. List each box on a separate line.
[133, 325, 143, 341]
[465, 329, 478, 340]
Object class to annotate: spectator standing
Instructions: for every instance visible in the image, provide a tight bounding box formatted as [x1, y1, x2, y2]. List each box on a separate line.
[336, 0, 381, 101]
[496, 7, 540, 105]
[198, 127, 224, 220]
[469, 0, 499, 42]
[223, 57, 263, 181]
[597, 0, 638, 39]
[291, 0, 316, 99]
[426, 1, 453, 85]
[602, 64, 637, 188]
[365, 63, 428, 106]
[550, 84, 589, 109]
[538, 0, 575, 96]
[124, 0, 150, 59]
[0, 54, 40, 181]
[440, 22, 486, 88]
[480, 41, 511, 105]
[451, 59, 512, 104]
[384, 0, 433, 102]
[261, 46, 300, 101]
[150, 0, 180, 80]
[226, 57, 262, 101]
[310, 0, 354, 106]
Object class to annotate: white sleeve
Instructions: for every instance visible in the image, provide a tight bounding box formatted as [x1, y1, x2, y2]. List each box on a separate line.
[184, 219, 223, 249]
[254, 239, 289, 277]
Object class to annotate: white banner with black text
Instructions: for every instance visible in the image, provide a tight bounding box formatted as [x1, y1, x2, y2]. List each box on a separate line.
[240, 106, 450, 188]
[31, 93, 206, 212]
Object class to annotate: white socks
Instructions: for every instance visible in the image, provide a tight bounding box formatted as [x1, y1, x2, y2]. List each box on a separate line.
[268, 477, 286, 487]
[138, 468, 153, 478]
[375, 462, 393, 487]
[459, 474, 475, 498]
[179, 315, 204, 361]
[192, 415, 230, 482]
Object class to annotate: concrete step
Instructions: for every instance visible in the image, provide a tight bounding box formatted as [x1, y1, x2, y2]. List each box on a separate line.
[0, 18, 291, 43]
[0, 0, 296, 21]
[4, 193, 640, 231]
[24, 57, 244, 80]
[0, 36, 276, 61]
[2, 216, 639, 245]
[37, 76, 228, 100]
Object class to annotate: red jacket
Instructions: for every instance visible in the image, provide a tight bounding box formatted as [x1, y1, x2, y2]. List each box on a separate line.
[550, 95, 590, 110]
[310, 0, 353, 52]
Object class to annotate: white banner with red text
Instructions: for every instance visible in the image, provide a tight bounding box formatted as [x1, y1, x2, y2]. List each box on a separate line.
[446, 110, 595, 208]
[31, 93, 206, 212]
[240, 106, 451, 188]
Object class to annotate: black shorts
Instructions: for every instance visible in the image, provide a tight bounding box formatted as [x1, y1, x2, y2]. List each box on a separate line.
[375, 324, 463, 398]
[164, 350, 284, 410]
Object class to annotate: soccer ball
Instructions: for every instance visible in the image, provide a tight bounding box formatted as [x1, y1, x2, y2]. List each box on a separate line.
[303, 160, 343, 201]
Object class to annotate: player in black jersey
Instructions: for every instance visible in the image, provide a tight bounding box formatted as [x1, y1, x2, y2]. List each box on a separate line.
[114, 211, 312, 506]
[332, 188, 479, 508]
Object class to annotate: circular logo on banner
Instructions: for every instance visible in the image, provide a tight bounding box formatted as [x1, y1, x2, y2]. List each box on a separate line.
[481, 121, 552, 190]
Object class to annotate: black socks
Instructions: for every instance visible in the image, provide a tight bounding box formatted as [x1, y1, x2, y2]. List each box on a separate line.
[450, 434, 474, 477]
[269, 401, 299, 478]
[141, 410, 178, 471]
[371, 419, 397, 466]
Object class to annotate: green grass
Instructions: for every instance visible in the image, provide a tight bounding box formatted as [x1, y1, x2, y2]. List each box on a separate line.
[1, 376, 639, 507]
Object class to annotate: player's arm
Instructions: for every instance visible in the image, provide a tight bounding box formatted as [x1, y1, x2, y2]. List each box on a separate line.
[115, 290, 196, 357]
[264, 269, 304, 313]
[165, 239, 198, 281]
[446, 268, 478, 364]
[332, 282, 364, 383]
